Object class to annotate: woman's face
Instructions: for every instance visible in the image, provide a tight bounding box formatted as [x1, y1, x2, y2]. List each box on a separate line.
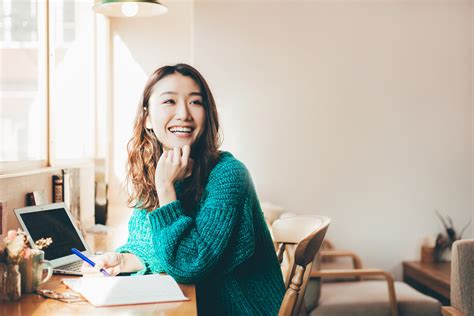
[147, 73, 206, 151]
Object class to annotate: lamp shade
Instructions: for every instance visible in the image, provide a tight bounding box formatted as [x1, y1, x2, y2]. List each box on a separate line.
[93, 0, 168, 18]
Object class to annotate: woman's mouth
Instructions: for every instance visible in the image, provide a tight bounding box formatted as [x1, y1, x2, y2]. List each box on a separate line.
[168, 126, 194, 138]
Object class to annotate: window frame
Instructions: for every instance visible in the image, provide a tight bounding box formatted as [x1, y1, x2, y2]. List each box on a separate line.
[0, 0, 49, 174]
[0, 0, 98, 175]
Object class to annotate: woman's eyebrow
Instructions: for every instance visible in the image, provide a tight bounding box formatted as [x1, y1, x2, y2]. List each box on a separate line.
[160, 91, 177, 96]
[160, 91, 202, 97]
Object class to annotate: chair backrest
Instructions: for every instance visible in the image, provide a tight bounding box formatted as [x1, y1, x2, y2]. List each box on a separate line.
[260, 202, 286, 225]
[273, 215, 330, 316]
[451, 239, 474, 315]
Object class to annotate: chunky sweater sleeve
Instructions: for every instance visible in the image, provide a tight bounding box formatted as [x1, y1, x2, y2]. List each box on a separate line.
[147, 159, 251, 283]
[115, 209, 164, 275]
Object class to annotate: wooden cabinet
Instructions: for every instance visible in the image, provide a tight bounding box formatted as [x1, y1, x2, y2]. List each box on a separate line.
[403, 261, 451, 305]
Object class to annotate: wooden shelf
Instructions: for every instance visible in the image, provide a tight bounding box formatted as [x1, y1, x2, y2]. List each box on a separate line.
[0, 160, 93, 179]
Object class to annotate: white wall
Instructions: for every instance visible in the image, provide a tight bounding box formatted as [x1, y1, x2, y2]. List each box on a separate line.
[108, 0, 473, 278]
[193, 0, 472, 277]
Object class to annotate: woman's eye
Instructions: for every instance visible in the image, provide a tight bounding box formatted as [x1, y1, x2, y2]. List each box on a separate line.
[163, 99, 175, 104]
[190, 100, 202, 105]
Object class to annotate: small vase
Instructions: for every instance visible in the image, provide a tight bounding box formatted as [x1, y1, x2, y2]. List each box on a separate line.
[0, 263, 22, 301]
[441, 247, 452, 262]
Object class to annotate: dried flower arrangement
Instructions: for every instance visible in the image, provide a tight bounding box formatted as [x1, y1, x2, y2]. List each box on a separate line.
[0, 229, 53, 265]
[434, 210, 471, 262]
[0, 229, 53, 301]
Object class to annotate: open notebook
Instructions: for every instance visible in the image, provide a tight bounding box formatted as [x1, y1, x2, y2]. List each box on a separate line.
[63, 274, 189, 307]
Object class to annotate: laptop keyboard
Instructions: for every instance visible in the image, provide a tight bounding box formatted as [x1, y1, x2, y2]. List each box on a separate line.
[58, 260, 83, 272]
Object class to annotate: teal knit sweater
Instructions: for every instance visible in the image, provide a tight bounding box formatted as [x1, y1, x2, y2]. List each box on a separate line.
[116, 152, 285, 315]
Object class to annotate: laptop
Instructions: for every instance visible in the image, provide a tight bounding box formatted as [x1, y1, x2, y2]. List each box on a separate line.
[14, 202, 93, 275]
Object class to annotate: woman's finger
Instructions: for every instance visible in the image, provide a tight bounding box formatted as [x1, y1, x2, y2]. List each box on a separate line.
[181, 145, 191, 164]
[107, 265, 122, 276]
[92, 262, 105, 273]
[81, 263, 97, 274]
[173, 147, 181, 165]
[166, 150, 173, 163]
[159, 150, 167, 162]
[81, 255, 105, 273]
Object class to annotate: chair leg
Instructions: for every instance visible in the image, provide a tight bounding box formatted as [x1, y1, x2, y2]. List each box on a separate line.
[279, 265, 305, 316]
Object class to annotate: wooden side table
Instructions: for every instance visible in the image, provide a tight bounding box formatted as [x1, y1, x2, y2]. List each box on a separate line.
[403, 261, 451, 305]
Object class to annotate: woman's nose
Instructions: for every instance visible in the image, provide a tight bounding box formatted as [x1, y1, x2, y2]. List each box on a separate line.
[175, 101, 191, 120]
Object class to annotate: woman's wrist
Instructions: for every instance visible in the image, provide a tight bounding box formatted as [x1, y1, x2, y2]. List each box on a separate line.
[156, 181, 174, 192]
[156, 182, 177, 206]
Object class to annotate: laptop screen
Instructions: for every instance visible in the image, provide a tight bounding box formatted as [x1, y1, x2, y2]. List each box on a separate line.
[18, 208, 86, 261]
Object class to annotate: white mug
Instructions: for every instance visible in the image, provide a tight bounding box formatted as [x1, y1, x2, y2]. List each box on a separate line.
[20, 249, 53, 293]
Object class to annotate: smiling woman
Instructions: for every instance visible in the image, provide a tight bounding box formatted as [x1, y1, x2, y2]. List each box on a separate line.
[126, 64, 220, 213]
[145, 73, 206, 152]
[80, 63, 286, 315]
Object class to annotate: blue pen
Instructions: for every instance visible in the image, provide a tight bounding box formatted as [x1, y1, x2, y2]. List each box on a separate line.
[71, 248, 111, 277]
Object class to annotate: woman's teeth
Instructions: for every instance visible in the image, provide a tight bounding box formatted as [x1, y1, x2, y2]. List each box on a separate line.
[169, 127, 193, 134]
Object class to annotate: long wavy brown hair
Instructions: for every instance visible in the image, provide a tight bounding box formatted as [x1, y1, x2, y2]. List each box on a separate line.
[126, 64, 222, 212]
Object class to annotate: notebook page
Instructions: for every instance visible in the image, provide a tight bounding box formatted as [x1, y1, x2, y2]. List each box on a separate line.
[63, 274, 188, 307]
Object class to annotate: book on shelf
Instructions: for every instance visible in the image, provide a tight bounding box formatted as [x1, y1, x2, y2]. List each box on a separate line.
[0, 200, 7, 239]
[25, 190, 48, 206]
[52, 175, 63, 203]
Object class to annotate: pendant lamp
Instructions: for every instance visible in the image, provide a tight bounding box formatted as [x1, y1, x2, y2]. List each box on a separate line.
[93, 0, 168, 18]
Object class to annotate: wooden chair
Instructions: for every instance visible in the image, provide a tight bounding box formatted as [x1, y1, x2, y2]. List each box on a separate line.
[441, 239, 474, 316]
[308, 246, 442, 316]
[273, 215, 331, 316]
[270, 213, 441, 316]
[260, 203, 287, 251]
[319, 239, 363, 270]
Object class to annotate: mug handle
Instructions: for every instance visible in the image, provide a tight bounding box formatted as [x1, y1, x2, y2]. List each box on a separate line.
[39, 260, 53, 285]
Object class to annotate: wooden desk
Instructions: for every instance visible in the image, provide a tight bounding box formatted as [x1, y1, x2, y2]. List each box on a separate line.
[403, 261, 451, 305]
[0, 275, 197, 316]
[1, 219, 197, 315]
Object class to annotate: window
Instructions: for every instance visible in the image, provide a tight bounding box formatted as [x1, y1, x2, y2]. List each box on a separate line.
[0, 0, 47, 170]
[0, 0, 96, 173]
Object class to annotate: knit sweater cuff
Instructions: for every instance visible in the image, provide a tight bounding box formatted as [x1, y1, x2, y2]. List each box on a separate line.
[148, 200, 184, 228]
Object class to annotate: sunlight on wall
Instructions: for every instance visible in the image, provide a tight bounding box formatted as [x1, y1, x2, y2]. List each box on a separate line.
[111, 34, 148, 203]
[107, 0, 194, 206]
